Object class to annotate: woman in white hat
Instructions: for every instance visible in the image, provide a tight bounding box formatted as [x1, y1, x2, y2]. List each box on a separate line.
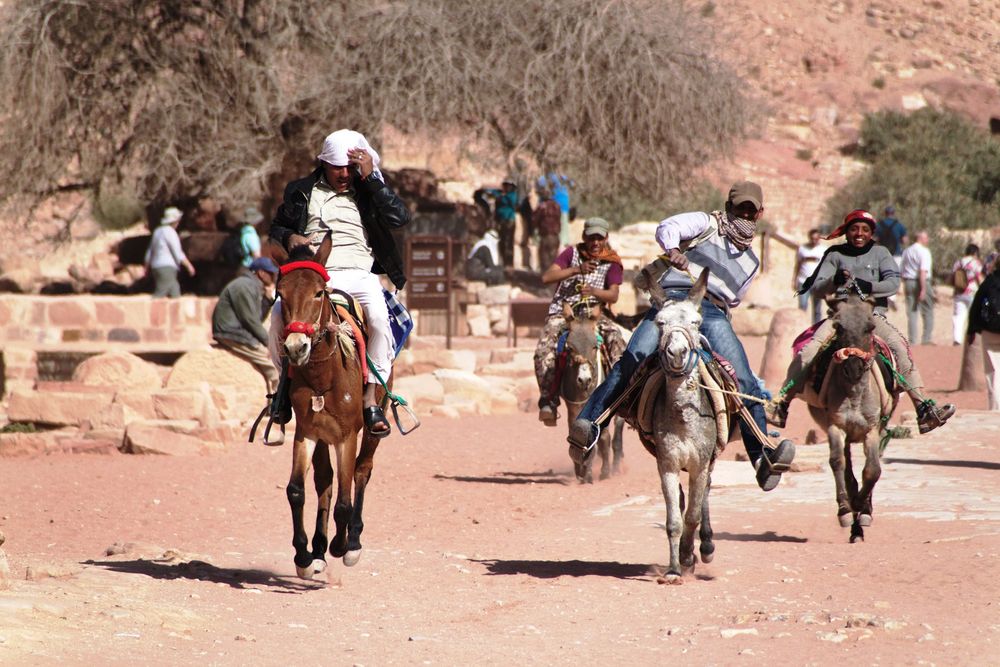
[144, 206, 196, 298]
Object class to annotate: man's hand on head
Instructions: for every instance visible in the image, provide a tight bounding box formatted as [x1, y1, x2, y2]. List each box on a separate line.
[349, 149, 374, 179]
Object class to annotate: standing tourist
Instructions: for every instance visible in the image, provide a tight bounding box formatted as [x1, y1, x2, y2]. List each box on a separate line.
[900, 230, 935, 345]
[144, 206, 196, 298]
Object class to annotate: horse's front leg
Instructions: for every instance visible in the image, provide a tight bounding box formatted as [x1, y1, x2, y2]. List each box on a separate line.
[288, 435, 322, 579]
[309, 441, 334, 571]
[855, 430, 882, 527]
[345, 433, 381, 566]
[611, 416, 625, 476]
[680, 464, 709, 570]
[329, 435, 359, 564]
[828, 426, 852, 527]
[698, 465, 715, 564]
[657, 462, 684, 584]
[597, 427, 612, 481]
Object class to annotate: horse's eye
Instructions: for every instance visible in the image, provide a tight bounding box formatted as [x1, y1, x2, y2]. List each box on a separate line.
[315, 290, 325, 299]
[865, 323, 875, 333]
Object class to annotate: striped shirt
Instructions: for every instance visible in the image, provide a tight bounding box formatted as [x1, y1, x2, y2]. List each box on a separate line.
[656, 211, 759, 307]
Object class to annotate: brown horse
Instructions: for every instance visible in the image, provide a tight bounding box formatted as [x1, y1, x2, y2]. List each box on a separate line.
[561, 299, 625, 483]
[807, 294, 898, 543]
[273, 236, 385, 579]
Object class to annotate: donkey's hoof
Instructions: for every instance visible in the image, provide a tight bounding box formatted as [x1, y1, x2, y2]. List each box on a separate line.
[700, 544, 716, 563]
[858, 513, 872, 527]
[342, 549, 362, 567]
[838, 510, 853, 528]
[296, 558, 327, 580]
[657, 573, 684, 585]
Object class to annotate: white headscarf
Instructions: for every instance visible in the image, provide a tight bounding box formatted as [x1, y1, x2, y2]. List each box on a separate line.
[316, 129, 384, 182]
[468, 229, 500, 266]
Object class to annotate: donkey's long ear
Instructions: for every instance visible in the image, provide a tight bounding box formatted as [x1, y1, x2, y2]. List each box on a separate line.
[562, 301, 575, 321]
[314, 233, 333, 267]
[688, 268, 710, 305]
[266, 238, 288, 266]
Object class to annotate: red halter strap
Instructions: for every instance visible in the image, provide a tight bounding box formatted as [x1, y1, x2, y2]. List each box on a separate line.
[279, 260, 329, 338]
[279, 260, 329, 282]
[284, 320, 316, 337]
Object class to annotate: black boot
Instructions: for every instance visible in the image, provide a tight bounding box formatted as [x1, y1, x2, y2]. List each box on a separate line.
[269, 358, 292, 425]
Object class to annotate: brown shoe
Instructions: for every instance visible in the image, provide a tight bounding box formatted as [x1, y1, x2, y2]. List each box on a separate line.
[917, 400, 956, 434]
[765, 399, 789, 428]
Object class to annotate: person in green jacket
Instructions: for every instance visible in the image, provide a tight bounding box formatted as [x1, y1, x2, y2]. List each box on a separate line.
[212, 257, 280, 392]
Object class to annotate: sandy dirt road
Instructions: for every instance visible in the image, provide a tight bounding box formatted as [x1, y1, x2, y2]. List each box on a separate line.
[1, 343, 999, 665]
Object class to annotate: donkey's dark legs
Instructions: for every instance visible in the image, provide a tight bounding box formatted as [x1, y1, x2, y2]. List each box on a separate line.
[699, 474, 716, 563]
[310, 442, 333, 562]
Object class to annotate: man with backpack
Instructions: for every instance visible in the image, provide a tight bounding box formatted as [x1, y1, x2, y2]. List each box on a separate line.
[875, 205, 908, 262]
[968, 258, 1000, 410]
[951, 244, 984, 346]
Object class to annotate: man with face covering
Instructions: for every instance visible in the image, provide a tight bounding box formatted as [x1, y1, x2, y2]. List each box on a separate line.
[268, 129, 411, 438]
[567, 181, 796, 492]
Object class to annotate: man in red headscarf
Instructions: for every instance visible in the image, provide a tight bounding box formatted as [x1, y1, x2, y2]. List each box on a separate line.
[767, 209, 955, 434]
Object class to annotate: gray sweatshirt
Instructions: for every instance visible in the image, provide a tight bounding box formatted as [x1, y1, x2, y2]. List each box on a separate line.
[810, 242, 900, 312]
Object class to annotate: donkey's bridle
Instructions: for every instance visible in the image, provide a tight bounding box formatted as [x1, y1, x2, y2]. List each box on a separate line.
[279, 260, 332, 346]
[832, 344, 875, 373]
[659, 325, 700, 377]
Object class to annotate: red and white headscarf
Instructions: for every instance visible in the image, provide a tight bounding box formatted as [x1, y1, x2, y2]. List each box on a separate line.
[826, 209, 876, 240]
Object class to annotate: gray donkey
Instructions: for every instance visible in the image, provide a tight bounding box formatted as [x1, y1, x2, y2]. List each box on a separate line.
[648, 269, 722, 583]
[561, 299, 625, 483]
[807, 294, 898, 542]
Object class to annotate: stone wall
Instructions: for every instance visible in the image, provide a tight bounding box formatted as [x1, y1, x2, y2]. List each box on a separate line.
[0, 294, 216, 348]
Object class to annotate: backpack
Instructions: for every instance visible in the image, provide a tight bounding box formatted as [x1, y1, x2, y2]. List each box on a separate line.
[220, 228, 245, 266]
[951, 261, 969, 293]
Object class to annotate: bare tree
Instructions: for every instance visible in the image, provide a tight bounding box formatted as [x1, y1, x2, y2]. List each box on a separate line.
[0, 0, 756, 222]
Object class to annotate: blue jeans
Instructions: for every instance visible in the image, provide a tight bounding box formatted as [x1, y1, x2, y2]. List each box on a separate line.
[579, 293, 768, 463]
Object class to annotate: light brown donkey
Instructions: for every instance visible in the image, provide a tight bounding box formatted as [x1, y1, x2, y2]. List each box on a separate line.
[273, 236, 386, 579]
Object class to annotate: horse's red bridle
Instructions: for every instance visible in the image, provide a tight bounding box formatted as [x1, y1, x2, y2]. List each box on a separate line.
[279, 260, 329, 340]
[833, 346, 874, 364]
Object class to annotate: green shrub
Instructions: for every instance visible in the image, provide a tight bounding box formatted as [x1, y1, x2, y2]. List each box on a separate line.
[1, 422, 36, 433]
[871, 76, 885, 89]
[91, 185, 144, 231]
[826, 108, 1000, 277]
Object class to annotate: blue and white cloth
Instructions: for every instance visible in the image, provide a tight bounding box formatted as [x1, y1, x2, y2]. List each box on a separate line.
[385, 289, 413, 356]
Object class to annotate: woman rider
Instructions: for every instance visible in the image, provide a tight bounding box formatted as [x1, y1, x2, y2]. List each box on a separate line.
[767, 209, 956, 434]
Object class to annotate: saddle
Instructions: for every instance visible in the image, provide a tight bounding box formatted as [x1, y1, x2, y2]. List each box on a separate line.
[618, 353, 740, 457]
[803, 336, 896, 416]
[327, 288, 369, 383]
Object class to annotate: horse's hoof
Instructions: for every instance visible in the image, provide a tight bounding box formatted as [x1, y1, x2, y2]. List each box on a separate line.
[599, 470, 610, 481]
[838, 511, 853, 528]
[657, 573, 684, 585]
[342, 549, 362, 567]
[700, 544, 715, 564]
[296, 558, 327, 580]
[858, 513, 872, 527]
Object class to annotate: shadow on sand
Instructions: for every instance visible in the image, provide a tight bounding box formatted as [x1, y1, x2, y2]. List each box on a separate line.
[434, 470, 571, 485]
[83, 558, 322, 592]
[711, 530, 808, 544]
[473, 558, 655, 581]
[884, 457, 1000, 472]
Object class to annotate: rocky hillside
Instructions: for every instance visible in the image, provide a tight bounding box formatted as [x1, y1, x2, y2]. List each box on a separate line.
[2, 0, 998, 286]
[707, 0, 1000, 235]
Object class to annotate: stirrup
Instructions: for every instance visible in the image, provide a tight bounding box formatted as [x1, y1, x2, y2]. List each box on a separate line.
[916, 400, 955, 434]
[755, 439, 795, 492]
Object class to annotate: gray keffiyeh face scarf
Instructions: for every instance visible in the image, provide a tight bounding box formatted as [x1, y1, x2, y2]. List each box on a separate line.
[713, 210, 757, 251]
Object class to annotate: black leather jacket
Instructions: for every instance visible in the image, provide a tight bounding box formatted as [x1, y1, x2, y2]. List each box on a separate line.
[269, 167, 411, 289]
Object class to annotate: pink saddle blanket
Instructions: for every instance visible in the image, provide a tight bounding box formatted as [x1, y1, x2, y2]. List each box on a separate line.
[792, 319, 826, 355]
